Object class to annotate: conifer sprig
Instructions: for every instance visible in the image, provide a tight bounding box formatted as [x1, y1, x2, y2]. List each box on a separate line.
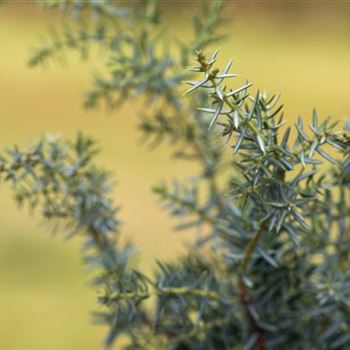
[1, 1, 350, 349]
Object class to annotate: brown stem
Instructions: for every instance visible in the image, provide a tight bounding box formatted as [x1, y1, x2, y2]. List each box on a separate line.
[239, 224, 267, 350]
[239, 281, 267, 350]
[241, 225, 265, 272]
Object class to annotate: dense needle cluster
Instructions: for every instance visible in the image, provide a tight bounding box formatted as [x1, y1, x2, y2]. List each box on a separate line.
[1, 1, 350, 349]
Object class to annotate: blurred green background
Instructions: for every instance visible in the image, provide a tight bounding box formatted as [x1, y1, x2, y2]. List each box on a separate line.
[1, 2, 350, 349]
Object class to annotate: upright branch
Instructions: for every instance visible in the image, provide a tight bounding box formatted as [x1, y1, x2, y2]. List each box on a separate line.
[2, 1, 350, 349]
[185, 49, 350, 349]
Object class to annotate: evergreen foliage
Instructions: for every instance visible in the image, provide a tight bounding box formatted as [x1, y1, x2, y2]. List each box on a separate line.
[1, 1, 350, 349]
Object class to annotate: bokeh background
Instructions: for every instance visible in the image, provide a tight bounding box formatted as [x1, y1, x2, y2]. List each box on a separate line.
[1, 1, 350, 349]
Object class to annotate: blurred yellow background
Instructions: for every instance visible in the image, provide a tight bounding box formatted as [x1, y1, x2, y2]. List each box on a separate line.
[0, 2, 350, 349]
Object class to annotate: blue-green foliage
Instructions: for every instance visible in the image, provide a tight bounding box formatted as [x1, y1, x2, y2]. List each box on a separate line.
[1, 1, 350, 349]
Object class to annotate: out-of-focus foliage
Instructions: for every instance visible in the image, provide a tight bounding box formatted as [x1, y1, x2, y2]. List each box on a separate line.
[1, 1, 350, 349]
